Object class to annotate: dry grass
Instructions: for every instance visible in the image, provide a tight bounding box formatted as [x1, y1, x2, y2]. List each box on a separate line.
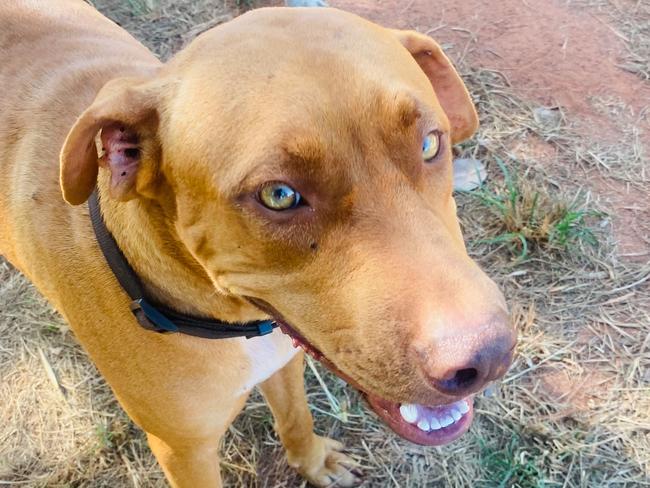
[87, 0, 236, 60]
[0, 260, 166, 487]
[2, 1, 649, 487]
[465, 158, 602, 260]
[576, 0, 650, 81]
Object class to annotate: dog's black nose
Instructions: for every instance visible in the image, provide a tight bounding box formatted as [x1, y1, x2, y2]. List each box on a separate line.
[416, 312, 516, 396]
[429, 345, 514, 396]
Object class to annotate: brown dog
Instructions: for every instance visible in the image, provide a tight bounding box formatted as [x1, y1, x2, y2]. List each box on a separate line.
[0, 1, 515, 486]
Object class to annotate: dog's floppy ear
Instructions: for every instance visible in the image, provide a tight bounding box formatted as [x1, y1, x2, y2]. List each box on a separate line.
[391, 30, 479, 144]
[60, 76, 161, 205]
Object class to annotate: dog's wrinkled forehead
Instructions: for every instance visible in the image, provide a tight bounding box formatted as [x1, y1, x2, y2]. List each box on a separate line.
[161, 8, 443, 191]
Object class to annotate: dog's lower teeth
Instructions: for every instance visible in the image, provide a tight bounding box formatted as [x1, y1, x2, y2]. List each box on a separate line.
[400, 398, 471, 432]
[429, 417, 442, 430]
[399, 403, 418, 424]
[457, 400, 470, 414]
[440, 414, 454, 427]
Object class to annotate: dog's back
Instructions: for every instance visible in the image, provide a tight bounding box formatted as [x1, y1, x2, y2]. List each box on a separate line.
[0, 0, 158, 276]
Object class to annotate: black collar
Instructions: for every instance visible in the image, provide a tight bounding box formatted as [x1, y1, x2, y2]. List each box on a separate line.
[88, 189, 277, 339]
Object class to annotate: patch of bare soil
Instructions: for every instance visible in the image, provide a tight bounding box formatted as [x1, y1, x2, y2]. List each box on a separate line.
[537, 367, 616, 415]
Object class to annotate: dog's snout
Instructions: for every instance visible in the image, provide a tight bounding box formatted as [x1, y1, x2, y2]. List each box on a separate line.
[416, 312, 515, 397]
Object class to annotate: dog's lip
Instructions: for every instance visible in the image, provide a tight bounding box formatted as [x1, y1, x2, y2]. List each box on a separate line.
[362, 393, 474, 446]
[273, 317, 475, 447]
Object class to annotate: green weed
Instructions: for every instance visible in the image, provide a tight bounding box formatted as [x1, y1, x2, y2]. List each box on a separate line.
[124, 0, 156, 15]
[472, 158, 602, 260]
[478, 436, 546, 488]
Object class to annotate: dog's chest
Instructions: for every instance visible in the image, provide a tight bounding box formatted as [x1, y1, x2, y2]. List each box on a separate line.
[238, 329, 299, 392]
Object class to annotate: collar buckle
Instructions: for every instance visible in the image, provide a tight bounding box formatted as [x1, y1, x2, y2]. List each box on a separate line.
[249, 320, 275, 338]
[130, 298, 179, 333]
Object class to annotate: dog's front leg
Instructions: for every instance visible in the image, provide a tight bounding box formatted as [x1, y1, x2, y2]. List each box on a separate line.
[142, 391, 250, 488]
[146, 432, 224, 488]
[259, 352, 361, 487]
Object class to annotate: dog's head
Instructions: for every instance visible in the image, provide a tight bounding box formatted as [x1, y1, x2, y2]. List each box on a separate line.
[60, 8, 515, 446]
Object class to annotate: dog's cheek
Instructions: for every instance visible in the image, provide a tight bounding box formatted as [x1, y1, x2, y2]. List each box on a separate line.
[444, 197, 466, 251]
[238, 219, 322, 274]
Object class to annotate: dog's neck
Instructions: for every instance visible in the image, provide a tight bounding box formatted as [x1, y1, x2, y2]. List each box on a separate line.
[95, 179, 266, 324]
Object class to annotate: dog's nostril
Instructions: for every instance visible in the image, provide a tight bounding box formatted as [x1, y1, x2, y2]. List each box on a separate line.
[438, 368, 478, 392]
[423, 318, 516, 396]
[455, 367, 478, 385]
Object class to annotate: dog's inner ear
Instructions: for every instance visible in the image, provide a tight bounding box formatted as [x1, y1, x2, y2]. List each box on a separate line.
[391, 29, 479, 144]
[99, 123, 144, 202]
[60, 76, 160, 205]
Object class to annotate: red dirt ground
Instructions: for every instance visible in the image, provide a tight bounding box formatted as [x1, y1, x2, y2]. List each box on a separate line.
[328, 0, 649, 259]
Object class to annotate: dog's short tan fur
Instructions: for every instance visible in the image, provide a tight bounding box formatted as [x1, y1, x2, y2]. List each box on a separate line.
[0, 1, 514, 486]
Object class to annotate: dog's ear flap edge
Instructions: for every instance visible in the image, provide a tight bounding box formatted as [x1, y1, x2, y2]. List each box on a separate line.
[391, 29, 479, 144]
[60, 113, 104, 206]
[59, 76, 160, 206]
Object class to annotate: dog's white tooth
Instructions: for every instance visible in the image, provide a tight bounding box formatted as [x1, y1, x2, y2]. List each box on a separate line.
[416, 418, 430, 432]
[457, 400, 470, 414]
[440, 414, 454, 427]
[399, 404, 418, 424]
[450, 408, 462, 422]
[428, 417, 442, 430]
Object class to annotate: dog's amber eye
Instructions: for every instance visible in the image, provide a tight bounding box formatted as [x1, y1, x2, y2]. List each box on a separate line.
[422, 132, 441, 161]
[259, 182, 301, 211]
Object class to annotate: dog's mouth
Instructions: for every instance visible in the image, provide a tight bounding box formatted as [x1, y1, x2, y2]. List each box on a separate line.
[363, 394, 474, 446]
[244, 297, 477, 446]
[275, 319, 474, 446]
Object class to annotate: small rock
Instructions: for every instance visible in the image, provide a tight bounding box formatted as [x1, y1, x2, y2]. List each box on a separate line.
[533, 106, 562, 129]
[453, 158, 487, 192]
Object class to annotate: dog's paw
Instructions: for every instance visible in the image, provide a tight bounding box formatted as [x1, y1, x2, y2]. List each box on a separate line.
[288, 436, 362, 487]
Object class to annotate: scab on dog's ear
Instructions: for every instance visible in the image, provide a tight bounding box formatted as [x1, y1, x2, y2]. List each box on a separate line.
[59, 76, 161, 205]
[391, 30, 479, 144]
